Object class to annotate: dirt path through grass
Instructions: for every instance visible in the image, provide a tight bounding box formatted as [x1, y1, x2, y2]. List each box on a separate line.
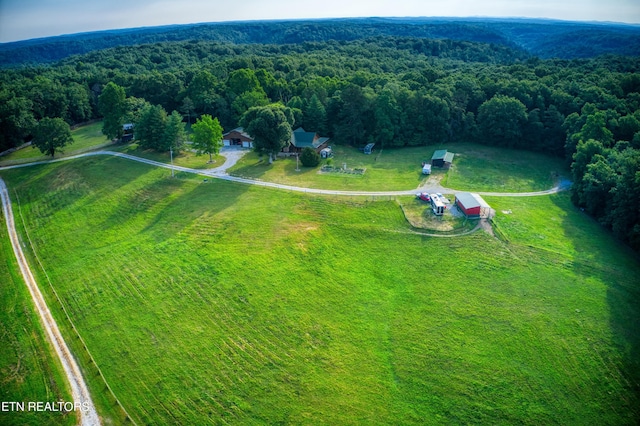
[0, 178, 101, 426]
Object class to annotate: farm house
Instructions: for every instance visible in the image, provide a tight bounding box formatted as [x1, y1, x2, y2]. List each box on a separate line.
[223, 127, 254, 148]
[284, 127, 330, 153]
[431, 149, 455, 168]
[455, 192, 491, 218]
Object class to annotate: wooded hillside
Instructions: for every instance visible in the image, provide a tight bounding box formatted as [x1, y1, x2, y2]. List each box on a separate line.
[2, 18, 640, 66]
[1, 28, 639, 250]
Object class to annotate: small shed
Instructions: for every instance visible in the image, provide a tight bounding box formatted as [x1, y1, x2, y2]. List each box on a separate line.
[455, 192, 491, 218]
[320, 147, 333, 158]
[223, 127, 254, 148]
[431, 149, 455, 168]
[363, 143, 375, 154]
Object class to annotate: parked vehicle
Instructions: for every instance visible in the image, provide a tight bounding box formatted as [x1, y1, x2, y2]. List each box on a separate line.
[416, 192, 431, 202]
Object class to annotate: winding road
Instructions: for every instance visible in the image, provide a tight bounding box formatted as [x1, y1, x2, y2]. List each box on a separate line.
[0, 147, 570, 426]
[0, 148, 571, 197]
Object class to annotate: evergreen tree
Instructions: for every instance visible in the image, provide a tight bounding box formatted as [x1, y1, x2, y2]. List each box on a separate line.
[163, 111, 186, 152]
[304, 94, 327, 133]
[136, 104, 168, 150]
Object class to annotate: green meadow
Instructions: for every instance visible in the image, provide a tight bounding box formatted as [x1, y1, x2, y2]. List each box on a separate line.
[0, 154, 638, 425]
[0, 121, 113, 166]
[229, 143, 566, 192]
[0, 206, 75, 426]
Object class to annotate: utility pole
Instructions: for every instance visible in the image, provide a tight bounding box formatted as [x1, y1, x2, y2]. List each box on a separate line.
[170, 147, 174, 178]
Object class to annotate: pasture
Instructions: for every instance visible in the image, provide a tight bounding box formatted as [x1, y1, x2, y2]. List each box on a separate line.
[0, 121, 113, 166]
[0, 209, 75, 426]
[0, 155, 638, 425]
[229, 144, 567, 192]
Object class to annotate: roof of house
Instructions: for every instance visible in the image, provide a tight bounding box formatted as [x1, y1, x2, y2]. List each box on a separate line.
[290, 127, 329, 149]
[444, 152, 455, 163]
[223, 127, 252, 139]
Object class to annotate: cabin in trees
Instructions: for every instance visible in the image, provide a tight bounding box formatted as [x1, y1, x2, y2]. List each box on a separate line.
[431, 149, 455, 168]
[283, 127, 330, 153]
[455, 192, 491, 218]
[122, 123, 134, 142]
[223, 127, 254, 148]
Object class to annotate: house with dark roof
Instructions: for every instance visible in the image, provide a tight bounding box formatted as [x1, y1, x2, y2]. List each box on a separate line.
[223, 127, 253, 148]
[431, 149, 455, 168]
[284, 127, 330, 153]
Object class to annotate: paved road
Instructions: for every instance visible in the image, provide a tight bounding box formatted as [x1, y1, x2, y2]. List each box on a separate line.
[0, 149, 570, 198]
[0, 178, 100, 426]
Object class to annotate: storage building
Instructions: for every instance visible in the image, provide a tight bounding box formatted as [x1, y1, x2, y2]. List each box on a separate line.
[431, 149, 455, 168]
[455, 192, 491, 218]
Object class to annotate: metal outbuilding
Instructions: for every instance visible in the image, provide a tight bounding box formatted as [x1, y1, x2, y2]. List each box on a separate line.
[455, 192, 491, 218]
[431, 149, 454, 168]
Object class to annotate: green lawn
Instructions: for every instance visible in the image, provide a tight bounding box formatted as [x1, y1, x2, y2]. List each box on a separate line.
[0, 208, 75, 426]
[113, 142, 225, 169]
[441, 144, 568, 192]
[228, 145, 438, 191]
[0, 121, 113, 166]
[1, 156, 638, 425]
[228, 144, 568, 192]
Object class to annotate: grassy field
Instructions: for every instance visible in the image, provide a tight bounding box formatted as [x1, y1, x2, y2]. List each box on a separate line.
[228, 144, 568, 192]
[0, 208, 75, 425]
[0, 156, 638, 425]
[0, 121, 113, 165]
[113, 142, 225, 170]
[441, 144, 567, 192]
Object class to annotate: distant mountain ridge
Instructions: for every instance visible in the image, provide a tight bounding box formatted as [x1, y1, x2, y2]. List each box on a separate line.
[1, 17, 640, 67]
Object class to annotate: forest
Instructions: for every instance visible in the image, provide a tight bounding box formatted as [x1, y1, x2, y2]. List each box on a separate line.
[0, 29, 639, 250]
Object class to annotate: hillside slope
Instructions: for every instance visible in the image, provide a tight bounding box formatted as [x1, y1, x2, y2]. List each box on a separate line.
[1, 17, 639, 66]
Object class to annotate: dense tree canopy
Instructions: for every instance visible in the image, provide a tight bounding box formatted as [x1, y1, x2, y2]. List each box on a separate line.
[240, 104, 294, 161]
[0, 34, 639, 248]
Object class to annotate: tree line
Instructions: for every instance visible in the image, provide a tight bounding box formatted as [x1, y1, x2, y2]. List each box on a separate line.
[0, 37, 639, 249]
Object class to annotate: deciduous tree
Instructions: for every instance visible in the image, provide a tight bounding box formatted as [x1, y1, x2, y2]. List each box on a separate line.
[99, 82, 127, 140]
[32, 117, 73, 157]
[240, 104, 294, 162]
[191, 114, 223, 163]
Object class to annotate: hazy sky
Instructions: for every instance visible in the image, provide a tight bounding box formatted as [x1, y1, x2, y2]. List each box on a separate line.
[1, 0, 639, 43]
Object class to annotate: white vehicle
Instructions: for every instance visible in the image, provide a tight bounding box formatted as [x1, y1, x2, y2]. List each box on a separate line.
[430, 193, 445, 215]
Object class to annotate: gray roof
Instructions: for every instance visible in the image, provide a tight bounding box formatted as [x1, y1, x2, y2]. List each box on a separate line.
[223, 127, 252, 139]
[456, 192, 481, 209]
[456, 192, 490, 209]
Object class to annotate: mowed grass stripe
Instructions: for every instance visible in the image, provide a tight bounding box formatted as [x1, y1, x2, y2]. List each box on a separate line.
[0, 156, 638, 425]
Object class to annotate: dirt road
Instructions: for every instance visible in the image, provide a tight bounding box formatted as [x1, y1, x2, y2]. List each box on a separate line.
[0, 178, 100, 426]
[0, 150, 570, 198]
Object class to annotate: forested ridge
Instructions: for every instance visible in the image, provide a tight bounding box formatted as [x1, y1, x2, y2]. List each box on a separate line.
[2, 18, 640, 66]
[1, 32, 639, 249]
